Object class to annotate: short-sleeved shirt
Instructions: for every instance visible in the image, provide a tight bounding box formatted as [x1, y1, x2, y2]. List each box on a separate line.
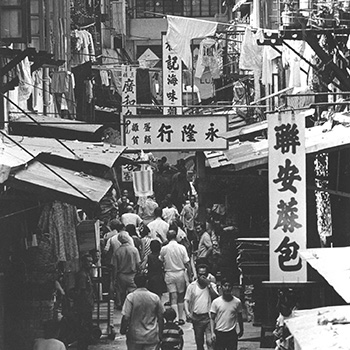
[121, 212, 143, 227]
[114, 243, 140, 274]
[185, 280, 218, 316]
[148, 218, 169, 242]
[197, 232, 212, 258]
[210, 296, 243, 332]
[122, 287, 164, 344]
[160, 240, 190, 272]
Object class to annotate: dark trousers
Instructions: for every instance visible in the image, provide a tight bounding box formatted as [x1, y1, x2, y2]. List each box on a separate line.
[192, 313, 213, 350]
[214, 329, 238, 350]
[77, 310, 93, 350]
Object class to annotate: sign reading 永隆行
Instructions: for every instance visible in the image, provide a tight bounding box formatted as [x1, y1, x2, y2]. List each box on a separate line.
[124, 115, 227, 151]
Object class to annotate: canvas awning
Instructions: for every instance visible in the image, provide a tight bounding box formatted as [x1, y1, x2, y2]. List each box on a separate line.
[1, 135, 126, 205]
[299, 247, 350, 303]
[206, 123, 350, 171]
[4, 136, 126, 168]
[8, 161, 113, 204]
[9, 114, 106, 142]
[284, 305, 350, 350]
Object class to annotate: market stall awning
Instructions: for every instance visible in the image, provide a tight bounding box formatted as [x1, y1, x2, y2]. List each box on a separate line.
[206, 123, 350, 171]
[9, 113, 106, 142]
[5, 136, 126, 168]
[8, 161, 113, 204]
[284, 305, 350, 350]
[299, 247, 350, 303]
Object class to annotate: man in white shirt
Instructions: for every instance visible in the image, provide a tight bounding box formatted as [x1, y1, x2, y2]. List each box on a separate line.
[121, 205, 143, 230]
[160, 230, 192, 325]
[184, 264, 218, 350]
[210, 278, 244, 350]
[147, 207, 169, 243]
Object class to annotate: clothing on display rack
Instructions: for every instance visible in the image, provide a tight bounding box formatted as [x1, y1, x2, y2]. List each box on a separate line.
[17, 57, 34, 102]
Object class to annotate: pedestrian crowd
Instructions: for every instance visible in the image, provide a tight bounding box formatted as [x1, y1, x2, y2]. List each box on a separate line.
[49, 184, 243, 350]
[98, 187, 244, 350]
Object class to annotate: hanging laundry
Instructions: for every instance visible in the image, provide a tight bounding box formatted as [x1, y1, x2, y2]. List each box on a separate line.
[166, 15, 218, 69]
[100, 69, 110, 86]
[109, 68, 122, 94]
[195, 37, 222, 79]
[70, 29, 96, 66]
[51, 71, 76, 118]
[239, 27, 263, 72]
[282, 40, 309, 88]
[32, 69, 43, 112]
[261, 46, 281, 86]
[17, 57, 34, 102]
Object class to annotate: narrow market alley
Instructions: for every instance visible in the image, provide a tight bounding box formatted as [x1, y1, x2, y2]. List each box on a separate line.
[88, 296, 271, 350]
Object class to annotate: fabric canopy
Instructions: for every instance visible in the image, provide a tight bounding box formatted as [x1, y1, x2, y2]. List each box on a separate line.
[299, 247, 350, 303]
[166, 15, 218, 69]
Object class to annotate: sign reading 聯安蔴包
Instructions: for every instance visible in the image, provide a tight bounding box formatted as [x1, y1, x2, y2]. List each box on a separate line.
[268, 110, 307, 282]
[162, 33, 182, 115]
[124, 115, 227, 151]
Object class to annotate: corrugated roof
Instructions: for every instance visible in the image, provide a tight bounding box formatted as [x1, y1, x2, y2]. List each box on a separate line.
[205, 123, 350, 171]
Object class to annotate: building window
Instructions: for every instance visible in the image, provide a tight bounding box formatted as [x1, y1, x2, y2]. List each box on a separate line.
[0, 0, 30, 43]
[136, 0, 220, 18]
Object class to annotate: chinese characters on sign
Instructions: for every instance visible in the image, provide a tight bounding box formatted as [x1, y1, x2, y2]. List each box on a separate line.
[162, 33, 182, 115]
[122, 65, 137, 118]
[124, 115, 227, 150]
[268, 111, 307, 282]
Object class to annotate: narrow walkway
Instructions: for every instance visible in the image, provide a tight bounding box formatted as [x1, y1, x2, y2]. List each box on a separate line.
[88, 296, 273, 350]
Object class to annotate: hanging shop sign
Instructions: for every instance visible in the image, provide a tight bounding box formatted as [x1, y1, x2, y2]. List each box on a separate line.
[268, 109, 307, 282]
[121, 164, 136, 182]
[124, 115, 227, 151]
[162, 33, 183, 115]
[122, 64, 137, 117]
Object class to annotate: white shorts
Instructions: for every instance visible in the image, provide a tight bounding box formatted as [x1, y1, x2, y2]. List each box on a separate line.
[164, 270, 186, 293]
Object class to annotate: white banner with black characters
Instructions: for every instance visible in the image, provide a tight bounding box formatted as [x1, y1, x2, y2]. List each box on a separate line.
[162, 33, 182, 115]
[268, 110, 307, 282]
[124, 115, 227, 151]
[122, 65, 137, 117]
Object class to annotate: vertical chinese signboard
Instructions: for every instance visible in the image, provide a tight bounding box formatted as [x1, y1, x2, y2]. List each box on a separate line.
[162, 33, 182, 115]
[268, 110, 307, 282]
[122, 64, 137, 117]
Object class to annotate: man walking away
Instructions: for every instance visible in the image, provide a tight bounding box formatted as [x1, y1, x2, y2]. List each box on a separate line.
[210, 278, 244, 350]
[160, 230, 192, 325]
[120, 273, 164, 350]
[184, 264, 218, 350]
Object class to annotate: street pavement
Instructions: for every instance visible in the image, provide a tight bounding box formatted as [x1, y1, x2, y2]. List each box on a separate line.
[87, 296, 274, 350]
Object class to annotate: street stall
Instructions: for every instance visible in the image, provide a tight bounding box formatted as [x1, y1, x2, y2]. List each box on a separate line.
[0, 135, 126, 349]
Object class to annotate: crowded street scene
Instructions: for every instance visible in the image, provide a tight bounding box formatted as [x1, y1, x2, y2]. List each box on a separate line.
[1, 0, 350, 350]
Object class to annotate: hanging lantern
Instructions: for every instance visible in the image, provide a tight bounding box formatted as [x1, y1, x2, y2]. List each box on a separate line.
[132, 169, 153, 197]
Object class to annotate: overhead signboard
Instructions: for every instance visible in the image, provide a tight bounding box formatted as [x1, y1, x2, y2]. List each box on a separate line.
[124, 115, 227, 151]
[162, 33, 182, 115]
[268, 110, 307, 282]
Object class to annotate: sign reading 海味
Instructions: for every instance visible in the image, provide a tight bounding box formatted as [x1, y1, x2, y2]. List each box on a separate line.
[162, 33, 182, 115]
[268, 110, 307, 282]
[124, 115, 227, 151]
